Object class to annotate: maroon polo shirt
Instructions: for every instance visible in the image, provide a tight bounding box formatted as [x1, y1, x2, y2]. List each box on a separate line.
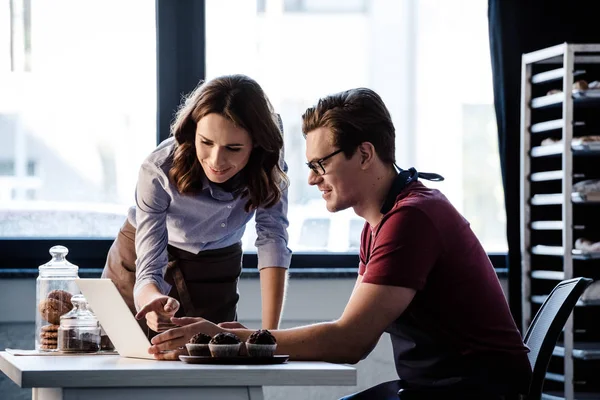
[359, 181, 531, 393]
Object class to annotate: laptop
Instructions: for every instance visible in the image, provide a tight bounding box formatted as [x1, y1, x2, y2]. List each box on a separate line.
[75, 278, 154, 360]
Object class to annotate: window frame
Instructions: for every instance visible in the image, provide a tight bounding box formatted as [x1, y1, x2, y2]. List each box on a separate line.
[0, 0, 507, 277]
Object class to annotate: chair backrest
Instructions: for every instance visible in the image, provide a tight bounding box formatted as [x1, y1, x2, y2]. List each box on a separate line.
[523, 277, 593, 399]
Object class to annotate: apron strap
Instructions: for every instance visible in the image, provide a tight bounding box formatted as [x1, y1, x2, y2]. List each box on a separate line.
[417, 171, 445, 182]
[167, 259, 197, 316]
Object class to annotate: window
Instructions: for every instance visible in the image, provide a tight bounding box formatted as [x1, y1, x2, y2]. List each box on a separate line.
[299, 218, 330, 250]
[0, 0, 156, 238]
[348, 219, 364, 251]
[207, 0, 507, 253]
[0, 160, 37, 176]
[257, 0, 367, 13]
[414, 1, 506, 252]
[1, 1, 507, 272]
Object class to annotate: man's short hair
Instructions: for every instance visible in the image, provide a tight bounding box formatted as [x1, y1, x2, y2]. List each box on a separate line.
[301, 88, 396, 164]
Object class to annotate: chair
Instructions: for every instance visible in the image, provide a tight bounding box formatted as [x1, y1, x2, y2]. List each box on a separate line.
[340, 277, 592, 400]
[522, 277, 593, 400]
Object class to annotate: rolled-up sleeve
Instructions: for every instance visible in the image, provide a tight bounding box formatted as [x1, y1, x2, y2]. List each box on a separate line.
[132, 161, 173, 305]
[254, 141, 292, 269]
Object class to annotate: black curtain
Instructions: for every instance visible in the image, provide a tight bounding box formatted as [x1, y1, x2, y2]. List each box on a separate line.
[488, 0, 600, 331]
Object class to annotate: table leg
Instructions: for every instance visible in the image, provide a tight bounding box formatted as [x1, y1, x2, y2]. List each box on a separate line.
[248, 386, 265, 400]
[32, 388, 62, 400]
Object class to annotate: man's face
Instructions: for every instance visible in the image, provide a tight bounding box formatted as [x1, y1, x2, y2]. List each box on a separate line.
[305, 127, 361, 212]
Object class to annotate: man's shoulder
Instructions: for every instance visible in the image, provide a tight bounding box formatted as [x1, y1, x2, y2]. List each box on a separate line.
[385, 182, 462, 237]
[393, 182, 449, 212]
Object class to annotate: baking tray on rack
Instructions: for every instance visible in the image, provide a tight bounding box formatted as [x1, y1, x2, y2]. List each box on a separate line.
[531, 89, 600, 108]
[531, 142, 600, 157]
[573, 89, 600, 98]
[554, 342, 600, 360]
[572, 249, 600, 260]
[572, 192, 600, 203]
[572, 141, 600, 152]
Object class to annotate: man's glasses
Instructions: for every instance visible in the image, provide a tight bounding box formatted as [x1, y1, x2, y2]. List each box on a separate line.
[306, 149, 344, 176]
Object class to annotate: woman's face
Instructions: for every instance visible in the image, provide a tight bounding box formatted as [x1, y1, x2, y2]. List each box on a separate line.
[195, 113, 253, 184]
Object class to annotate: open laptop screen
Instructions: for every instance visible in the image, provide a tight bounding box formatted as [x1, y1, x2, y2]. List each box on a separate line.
[75, 278, 154, 360]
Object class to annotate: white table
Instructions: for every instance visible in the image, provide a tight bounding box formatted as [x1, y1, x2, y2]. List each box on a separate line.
[0, 352, 356, 400]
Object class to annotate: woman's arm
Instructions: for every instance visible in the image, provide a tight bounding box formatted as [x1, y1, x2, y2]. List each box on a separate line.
[254, 156, 292, 329]
[254, 121, 291, 329]
[133, 161, 173, 306]
[132, 161, 180, 331]
[259, 266, 288, 329]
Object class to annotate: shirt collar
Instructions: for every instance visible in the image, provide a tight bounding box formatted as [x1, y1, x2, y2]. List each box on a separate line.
[380, 168, 419, 214]
[200, 172, 245, 202]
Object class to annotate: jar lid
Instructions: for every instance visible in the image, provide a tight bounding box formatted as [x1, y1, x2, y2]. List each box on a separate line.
[39, 245, 79, 276]
[59, 294, 98, 328]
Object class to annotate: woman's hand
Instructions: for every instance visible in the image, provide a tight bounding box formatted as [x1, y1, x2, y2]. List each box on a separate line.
[135, 296, 180, 332]
[149, 316, 224, 359]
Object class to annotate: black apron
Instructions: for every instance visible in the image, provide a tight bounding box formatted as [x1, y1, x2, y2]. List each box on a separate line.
[101, 219, 242, 334]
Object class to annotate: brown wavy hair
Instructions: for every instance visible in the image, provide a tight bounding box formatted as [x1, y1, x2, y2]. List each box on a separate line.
[169, 74, 288, 211]
[301, 88, 396, 164]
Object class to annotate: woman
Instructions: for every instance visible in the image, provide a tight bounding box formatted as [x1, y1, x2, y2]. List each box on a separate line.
[102, 74, 290, 336]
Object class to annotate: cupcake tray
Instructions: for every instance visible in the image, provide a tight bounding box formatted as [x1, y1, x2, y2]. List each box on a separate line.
[179, 354, 289, 365]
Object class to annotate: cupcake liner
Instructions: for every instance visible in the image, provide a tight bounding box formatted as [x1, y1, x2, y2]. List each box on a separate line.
[246, 343, 277, 357]
[208, 343, 241, 357]
[186, 343, 211, 357]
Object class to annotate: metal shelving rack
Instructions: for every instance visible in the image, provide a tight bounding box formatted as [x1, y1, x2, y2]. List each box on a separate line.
[521, 43, 600, 400]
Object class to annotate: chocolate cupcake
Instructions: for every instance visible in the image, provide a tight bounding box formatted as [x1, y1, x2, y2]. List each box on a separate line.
[246, 329, 277, 357]
[208, 332, 241, 357]
[186, 332, 212, 357]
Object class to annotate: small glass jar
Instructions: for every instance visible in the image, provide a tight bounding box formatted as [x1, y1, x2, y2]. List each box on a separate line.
[86, 303, 114, 351]
[35, 245, 80, 351]
[100, 326, 115, 351]
[58, 294, 101, 353]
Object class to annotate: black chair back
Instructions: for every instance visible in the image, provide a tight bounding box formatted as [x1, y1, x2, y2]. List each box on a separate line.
[523, 277, 593, 399]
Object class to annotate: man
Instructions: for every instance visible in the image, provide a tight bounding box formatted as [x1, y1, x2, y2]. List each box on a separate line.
[148, 88, 531, 399]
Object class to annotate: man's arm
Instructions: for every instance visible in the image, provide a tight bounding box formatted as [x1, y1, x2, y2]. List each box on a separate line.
[350, 274, 363, 297]
[268, 281, 415, 363]
[150, 277, 415, 363]
[259, 266, 288, 329]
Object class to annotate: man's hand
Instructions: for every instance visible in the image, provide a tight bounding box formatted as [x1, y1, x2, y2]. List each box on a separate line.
[149, 316, 224, 358]
[218, 321, 248, 329]
[135, 296, 180, 332]
[152, 347, 188, 361]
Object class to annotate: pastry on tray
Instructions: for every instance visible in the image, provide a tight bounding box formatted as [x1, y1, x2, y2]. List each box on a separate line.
[246, 329, 277, 357]
[208, 332, 242, 357]
[186, 332, 212, 356]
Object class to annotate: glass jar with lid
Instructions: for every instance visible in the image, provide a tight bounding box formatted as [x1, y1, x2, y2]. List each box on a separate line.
[36, 245, 80, 351]
[58, 294, 101, 353]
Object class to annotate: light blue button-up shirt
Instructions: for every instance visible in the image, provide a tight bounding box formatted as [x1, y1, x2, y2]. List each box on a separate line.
[129, 137, 291, 300]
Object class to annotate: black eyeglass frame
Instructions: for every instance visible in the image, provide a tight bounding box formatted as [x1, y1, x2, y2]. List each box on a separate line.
[306, 148, 344, 176]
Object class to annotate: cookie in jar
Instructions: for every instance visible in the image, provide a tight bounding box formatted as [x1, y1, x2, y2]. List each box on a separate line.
[35, 245, 79, 351]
